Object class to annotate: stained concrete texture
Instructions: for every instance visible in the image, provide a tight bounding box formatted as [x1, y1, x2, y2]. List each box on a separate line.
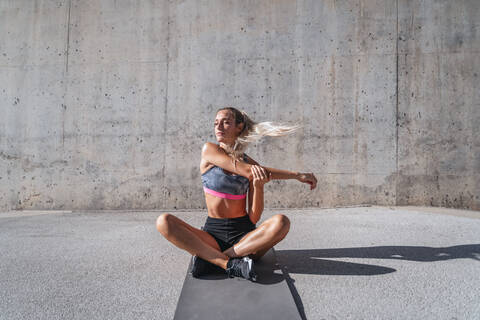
[1, 1, 479, 212]
[1, 206, 479, 320]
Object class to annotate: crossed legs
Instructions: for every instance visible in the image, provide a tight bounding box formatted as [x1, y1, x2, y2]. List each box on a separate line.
[156, 213, 290, 270]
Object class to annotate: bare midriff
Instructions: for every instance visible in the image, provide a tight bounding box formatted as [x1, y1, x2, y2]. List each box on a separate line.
[204, 191, 248, 219]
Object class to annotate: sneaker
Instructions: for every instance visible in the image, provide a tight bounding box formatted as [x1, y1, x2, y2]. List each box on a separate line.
[226, 256, 257, 282]
[191, 255, 217, 278]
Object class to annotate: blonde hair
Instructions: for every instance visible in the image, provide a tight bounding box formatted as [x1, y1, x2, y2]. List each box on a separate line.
[216, 107, 302, 168]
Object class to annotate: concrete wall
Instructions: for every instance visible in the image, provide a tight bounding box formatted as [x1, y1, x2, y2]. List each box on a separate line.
[1, 0, 478, 211]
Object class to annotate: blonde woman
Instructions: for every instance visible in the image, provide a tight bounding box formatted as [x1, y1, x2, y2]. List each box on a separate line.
[156, 107, 317, 281]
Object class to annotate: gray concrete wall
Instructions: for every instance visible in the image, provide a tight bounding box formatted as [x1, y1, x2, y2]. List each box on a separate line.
[1, 0, 478, 211]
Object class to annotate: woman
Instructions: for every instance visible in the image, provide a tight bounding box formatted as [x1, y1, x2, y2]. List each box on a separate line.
[156, 107, 317, 281]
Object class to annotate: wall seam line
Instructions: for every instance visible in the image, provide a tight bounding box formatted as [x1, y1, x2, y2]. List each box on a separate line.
[162, 1, 171, 208]
[65, 0, 72, 74]
[395, 0, 399, 206]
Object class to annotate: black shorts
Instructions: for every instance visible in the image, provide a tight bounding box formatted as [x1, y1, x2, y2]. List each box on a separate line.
[202, 214, 257, 252]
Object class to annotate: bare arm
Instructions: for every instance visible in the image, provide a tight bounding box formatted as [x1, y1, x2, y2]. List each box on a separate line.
[264, 166, 317, 190]
[246, 155, 317, 190]
[201, 142, 253, 180]
[262, 166, 299, 181]
[245, 156, 264, 224]
[249, 184, 264, 224]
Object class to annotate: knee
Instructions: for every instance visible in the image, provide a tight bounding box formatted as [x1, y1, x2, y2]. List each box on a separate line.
[156, 213, 173, 236]
[270, 214, 290, 235]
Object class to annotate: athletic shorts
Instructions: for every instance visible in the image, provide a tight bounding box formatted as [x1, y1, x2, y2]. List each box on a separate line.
[202, 214, 257, 252]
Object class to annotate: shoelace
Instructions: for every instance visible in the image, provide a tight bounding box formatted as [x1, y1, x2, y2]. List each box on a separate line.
[228, 257, 254, 279]
[230, 260, 246, 278]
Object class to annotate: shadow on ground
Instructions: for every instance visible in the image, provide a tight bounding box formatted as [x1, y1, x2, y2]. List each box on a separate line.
[275, 244, 480, 275]
[275, 244, 480, 320]
[177, 245, 480, 320]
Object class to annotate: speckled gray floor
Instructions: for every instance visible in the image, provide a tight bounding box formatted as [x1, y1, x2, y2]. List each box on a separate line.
[1, 206, 479, 320]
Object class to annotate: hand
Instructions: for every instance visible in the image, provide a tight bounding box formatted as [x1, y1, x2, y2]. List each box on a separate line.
[251, 165, 271, 188]
[297, 172, 317, 190]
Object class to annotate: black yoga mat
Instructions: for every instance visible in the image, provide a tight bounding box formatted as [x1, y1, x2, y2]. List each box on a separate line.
[173, 247, 302, 320]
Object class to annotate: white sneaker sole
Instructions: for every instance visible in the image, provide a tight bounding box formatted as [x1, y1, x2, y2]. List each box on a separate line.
[242, 257, 256, 281]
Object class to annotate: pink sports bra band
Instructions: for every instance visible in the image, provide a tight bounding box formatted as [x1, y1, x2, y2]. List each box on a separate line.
[203, 187, 246, 200]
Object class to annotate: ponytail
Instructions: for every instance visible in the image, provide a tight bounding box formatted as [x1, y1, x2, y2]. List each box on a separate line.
[216, 107, 302, 167]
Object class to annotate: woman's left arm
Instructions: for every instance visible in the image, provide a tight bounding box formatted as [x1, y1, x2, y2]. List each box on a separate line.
[247, 164, 317, 224]
[243, 154, 317, 190]
[262, 166, 299, 180]
[263, 166, 318, 190]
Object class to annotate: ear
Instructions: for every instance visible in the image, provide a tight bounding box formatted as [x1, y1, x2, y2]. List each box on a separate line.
[236, 122, 245, 134]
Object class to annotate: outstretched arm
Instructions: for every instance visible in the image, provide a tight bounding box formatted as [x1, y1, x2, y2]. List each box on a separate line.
[262, 166, 299, 180]
[263, 166, 317, 190]
[244, 154, 317, 190]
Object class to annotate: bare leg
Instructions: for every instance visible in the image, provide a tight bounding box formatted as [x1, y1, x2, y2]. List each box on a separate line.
[156, 213, 230, 270]
[223, 214, 290, 261]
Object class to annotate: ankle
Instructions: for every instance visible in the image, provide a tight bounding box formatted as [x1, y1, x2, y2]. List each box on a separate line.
[222, 257, 231, 270]
[226, 257, 234, 269]
[223, 246, 241, 258]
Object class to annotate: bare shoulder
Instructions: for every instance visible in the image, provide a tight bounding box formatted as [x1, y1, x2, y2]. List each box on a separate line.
[202, 141, 225, 153]
[202, 142, 225, 158]
[200, 143, 216, 173]
[201, 142, 226, 166]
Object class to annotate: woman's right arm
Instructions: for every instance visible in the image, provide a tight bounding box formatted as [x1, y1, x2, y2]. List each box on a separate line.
[201, 142, 253, 180]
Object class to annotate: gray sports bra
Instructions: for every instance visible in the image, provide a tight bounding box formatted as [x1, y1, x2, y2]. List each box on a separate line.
[201, 153, 250, 200]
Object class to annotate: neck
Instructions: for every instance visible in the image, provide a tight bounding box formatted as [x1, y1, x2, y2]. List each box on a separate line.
[219, 141, 235, 150]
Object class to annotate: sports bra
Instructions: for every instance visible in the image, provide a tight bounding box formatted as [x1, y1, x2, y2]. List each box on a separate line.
[201, 153, 250, 200]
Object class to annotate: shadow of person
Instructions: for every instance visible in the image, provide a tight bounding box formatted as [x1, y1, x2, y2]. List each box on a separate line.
[278, 262, 308, 320]
[275, 244, 480, 276]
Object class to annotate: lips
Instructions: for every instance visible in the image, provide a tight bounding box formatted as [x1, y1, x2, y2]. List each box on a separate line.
[216, 132, 224, 136]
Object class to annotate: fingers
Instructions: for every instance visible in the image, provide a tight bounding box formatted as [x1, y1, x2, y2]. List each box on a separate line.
[256, 165, 266, 180]
[251, 165, 261, 181]
[264, 167, 271, 180]
[253, 165, 259, 178]
[251, 165, 268, 181]
[251, 165, 258, 180]
[302, 172, 317, 190]
[258, 166, 267, 180]
[251, 165, 258, 179]
[310, 173, 317, 189]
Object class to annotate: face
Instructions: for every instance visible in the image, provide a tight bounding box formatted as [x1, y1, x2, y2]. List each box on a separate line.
[214, 110, 244, 144]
